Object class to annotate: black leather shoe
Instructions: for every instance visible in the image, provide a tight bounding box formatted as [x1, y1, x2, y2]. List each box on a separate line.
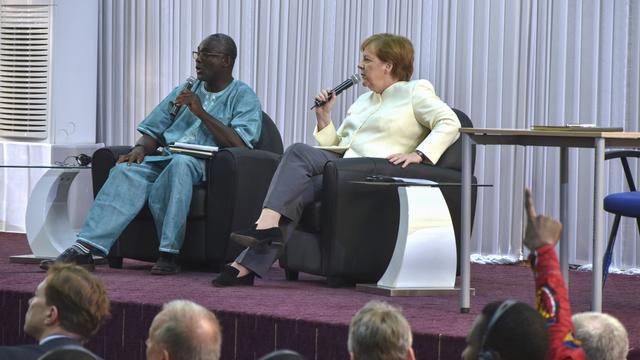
[150, 253, 181, 275]
[229, 225, 282, 247]
[212, 264, 255, 287]
[231, 226, 283, 249]
[40, 247, 95, 272]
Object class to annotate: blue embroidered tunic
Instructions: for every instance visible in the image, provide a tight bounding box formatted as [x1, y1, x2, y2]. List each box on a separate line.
[137, 79, 262, 179]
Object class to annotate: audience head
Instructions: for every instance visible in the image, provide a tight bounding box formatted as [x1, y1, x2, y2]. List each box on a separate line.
[258, 349, 306, 360]
[572, 312, 629, 360]
[24, 263, 110, 342]
[462, 300, 548, 360]
[360, 33, 414, 82]
[347, 300, 415, 360]
[146, 300, 221, 360]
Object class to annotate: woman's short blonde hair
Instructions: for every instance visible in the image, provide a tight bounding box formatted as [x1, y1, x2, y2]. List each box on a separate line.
[361, 33, 414, 81]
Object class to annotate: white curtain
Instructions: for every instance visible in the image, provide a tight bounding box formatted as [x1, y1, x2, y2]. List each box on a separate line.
[97, 0, 640, 270]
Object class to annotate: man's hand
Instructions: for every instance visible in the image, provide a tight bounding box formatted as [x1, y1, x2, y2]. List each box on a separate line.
[387, 152, 423, 168]
[117, 145, 146, 165]
[175, 89, 205, 117]
[524, 188, 562, 250]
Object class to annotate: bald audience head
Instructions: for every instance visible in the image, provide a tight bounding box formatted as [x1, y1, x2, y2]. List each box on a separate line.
[348, 301, 415, 360]
[572, 312, 628, 360]
[146, 300, 221, 360]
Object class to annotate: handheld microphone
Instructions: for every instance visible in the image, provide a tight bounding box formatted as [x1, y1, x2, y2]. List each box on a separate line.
[170, 76, 197, 117]
[310, 73, 361, 110]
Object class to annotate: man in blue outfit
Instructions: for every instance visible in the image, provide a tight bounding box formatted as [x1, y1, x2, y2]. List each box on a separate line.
[41, 33, 262, 275]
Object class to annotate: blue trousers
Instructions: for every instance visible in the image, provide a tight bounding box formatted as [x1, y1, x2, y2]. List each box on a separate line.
[78, 155, 204, 256]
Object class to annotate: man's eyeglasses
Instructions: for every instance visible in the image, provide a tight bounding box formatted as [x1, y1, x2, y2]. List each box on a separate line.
[192, 51, 227, 60]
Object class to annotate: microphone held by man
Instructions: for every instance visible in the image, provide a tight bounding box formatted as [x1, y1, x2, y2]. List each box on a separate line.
[170, 76, 197, 117]
[310, 73, 361, 110]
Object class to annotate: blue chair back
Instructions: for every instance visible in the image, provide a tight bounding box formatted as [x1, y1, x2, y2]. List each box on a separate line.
[602, 150, 640, 285]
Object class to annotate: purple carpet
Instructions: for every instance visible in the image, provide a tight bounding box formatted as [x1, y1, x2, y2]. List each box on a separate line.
[0, 232, 638, 359]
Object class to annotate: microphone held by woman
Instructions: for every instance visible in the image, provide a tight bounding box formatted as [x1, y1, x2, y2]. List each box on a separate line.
[310, 73, 361, 109]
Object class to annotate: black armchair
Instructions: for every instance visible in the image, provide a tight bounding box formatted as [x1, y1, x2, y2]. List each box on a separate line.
[91, 111, 283, 269]
[279, 109, 477, 286]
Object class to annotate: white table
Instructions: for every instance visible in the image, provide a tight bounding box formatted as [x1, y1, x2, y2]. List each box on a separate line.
[355, 179, 488, 296]
[2, 165, 92, 261]
[460, 128, 640, 313]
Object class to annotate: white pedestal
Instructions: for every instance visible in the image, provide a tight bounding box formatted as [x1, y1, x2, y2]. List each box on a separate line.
[25, 168, 86, 258]
[1, 142, 103, 261]
[357, 183, 471, 296]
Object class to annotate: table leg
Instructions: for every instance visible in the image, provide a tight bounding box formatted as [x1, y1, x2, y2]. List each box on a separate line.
[592, 138, 604, 312]
[560, 147, 569, 285]
[460, 134, 472, 313]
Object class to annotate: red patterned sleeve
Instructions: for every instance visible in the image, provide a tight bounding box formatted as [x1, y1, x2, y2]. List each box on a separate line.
[529, 244, 586, 360]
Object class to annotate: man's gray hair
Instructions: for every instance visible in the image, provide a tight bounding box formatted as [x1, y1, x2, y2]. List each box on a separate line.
[347, 301, 413, 360]
[572, 312, 628, 360]
[152, 300, 221, 360]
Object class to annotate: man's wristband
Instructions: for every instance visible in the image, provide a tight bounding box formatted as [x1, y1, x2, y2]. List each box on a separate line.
[415, 149, 428, 164]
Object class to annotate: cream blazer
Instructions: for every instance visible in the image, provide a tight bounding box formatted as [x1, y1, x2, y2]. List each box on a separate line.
[313, 80, 460, 164]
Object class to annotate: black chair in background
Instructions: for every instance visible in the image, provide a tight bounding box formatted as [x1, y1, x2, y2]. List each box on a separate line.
[602, 150, 640, 285]
[279, 108, 477, 286]
[91, 112, 283, 270]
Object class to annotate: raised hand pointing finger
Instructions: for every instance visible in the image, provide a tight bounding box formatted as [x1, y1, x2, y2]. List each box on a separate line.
[525, 187, 537, 222]
[523, 187, 562, 250]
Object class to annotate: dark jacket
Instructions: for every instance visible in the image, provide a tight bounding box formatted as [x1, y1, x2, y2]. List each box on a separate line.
[0, 336, 100, 360]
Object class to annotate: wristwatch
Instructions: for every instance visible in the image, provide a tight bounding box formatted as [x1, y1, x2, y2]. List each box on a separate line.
[415, 149, 428, 164]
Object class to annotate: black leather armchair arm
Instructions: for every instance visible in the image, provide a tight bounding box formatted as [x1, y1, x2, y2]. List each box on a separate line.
[207, 147, 282, 260]
[91, 146, 131, 197]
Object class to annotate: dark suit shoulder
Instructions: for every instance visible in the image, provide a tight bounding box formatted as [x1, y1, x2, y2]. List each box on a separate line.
[39, 337, 83, 352]
[0, 343, 45, 360]
[0, 337, 84, 360]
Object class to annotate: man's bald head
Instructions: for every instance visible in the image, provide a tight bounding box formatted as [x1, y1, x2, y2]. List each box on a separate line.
[146, 300, 221, 360]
